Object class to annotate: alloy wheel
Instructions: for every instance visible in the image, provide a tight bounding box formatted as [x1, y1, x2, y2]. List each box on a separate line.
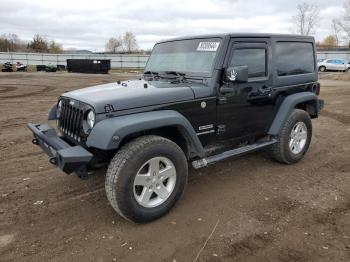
[133, 157, 177, 208]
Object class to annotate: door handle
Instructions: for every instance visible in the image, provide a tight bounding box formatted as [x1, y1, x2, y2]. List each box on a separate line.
[247, 86, 273, 101]
[257, 86, 273, 96]
[220, 86, 235, 94]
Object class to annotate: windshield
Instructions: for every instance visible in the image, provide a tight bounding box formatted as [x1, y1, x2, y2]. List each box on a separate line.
[145, 38, 222, 76]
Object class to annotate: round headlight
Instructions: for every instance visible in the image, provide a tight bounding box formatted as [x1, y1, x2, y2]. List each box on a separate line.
[57, 100, 63, 118]
[87, 110, 95, 128]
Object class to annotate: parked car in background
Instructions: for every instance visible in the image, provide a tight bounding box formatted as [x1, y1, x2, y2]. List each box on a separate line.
[318, 59, 350, 72]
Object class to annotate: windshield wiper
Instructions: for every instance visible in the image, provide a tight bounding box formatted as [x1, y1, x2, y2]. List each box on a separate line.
[145, 70, 201, 83]
[143, 71, 160, 81]
[161, 71, 188, 82]
[164, 71, 185, 76]
[144, 70, 159, 75]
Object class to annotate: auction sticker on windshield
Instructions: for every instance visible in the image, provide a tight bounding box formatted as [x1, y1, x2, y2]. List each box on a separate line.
[197, 42, 220, 51]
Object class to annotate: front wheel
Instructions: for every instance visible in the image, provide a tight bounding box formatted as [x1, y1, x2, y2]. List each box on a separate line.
[105, 135, 188, 223]
[269, 109, 312, 164]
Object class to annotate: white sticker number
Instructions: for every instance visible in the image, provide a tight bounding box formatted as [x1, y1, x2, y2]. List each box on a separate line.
[197, 42, 220, 52]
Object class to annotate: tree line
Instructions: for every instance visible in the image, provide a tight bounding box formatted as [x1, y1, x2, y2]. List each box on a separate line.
[293, 1, 350, 47]
[0, 34, 62, 53]
[0, 31, 142, 54]
[2, 2, 350, 54]
[104, 32, 141, 53]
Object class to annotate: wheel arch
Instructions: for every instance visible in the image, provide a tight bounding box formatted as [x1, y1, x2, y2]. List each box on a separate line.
[268, 92, 320, 136]
[86, 110, 205, 158]
[117, 125, 196, 160]
[295, 99, 319, 118]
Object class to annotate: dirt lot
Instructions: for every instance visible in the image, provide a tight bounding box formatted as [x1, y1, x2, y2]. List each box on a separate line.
[0, 72, 349, 262]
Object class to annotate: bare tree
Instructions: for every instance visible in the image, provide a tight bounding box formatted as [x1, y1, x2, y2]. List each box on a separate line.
[322, 35, 337, 46]
[28, 34, 49, 52]
[105, 36, 123, 53]
[293, 3, 320, 36]
[331, 19, 341, 46]
[123, 32, 138, 53]
[335, 0, 350, 42]
[49, 40, 63, 53]
[0, 34, 25, 52]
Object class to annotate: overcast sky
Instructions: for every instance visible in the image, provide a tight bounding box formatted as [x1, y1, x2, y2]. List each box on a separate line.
[0, 0, 347, 51]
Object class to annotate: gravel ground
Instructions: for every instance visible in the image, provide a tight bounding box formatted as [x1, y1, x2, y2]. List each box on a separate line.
[0, 72, 349, 262]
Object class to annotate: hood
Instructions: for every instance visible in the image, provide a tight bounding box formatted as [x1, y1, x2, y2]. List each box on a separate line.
[62, 79, 211, 113]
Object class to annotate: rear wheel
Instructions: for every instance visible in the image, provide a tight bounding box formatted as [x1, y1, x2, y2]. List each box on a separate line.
[105, 135, 188, 223]
[319, 66, 326, 72]
[269, 109, 312, 164]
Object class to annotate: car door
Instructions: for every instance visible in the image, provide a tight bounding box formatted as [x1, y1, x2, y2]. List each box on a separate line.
[326, 60, 336, 70]
[217, 39, 275, 142]
[335, 59, 346, 70]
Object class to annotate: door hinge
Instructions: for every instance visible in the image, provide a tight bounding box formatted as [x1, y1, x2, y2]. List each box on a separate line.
[217, 125, 226, 134]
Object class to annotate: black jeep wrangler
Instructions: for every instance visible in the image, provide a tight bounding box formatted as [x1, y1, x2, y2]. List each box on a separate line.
[28, 33, 324, 223]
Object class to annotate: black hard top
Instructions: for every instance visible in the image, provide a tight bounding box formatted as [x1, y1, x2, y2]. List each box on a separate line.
[157, 33, 314, 44]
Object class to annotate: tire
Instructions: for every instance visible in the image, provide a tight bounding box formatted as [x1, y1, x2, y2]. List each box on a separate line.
[105, 135, 188, 223]
[319, 66, 326, 72]
[269, 109, 312, 164]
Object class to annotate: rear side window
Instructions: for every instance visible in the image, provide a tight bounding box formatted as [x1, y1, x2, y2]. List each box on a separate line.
[334, 59, 344, 64]
[276, 42, 315, 76]
[229, 48, 266, 78]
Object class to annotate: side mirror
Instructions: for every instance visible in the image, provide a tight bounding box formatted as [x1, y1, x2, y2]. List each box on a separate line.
[225, 66, 248, 83]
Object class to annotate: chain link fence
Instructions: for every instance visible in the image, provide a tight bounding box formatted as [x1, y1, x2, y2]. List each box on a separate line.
[316, 51, 350, 60]
[0, 52, 150, 69]
[1, 51, 349, 69]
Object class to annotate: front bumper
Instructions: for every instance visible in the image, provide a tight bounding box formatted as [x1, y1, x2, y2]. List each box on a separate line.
[27, 123, 93, 175]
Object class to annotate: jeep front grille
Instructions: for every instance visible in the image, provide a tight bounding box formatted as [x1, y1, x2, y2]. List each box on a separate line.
[58, 101, 84, 141]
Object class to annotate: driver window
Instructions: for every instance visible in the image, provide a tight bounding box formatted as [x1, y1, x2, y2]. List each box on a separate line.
[229, 48, 267, 78]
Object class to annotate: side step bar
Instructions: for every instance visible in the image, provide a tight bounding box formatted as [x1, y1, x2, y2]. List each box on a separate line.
[192, 139, 277, 169]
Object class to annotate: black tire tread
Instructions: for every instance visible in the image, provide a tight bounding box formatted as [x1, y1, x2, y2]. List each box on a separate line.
[105, 135, 186, 222]
[269, 109, 312, 164]
[319, 66, 326, 72]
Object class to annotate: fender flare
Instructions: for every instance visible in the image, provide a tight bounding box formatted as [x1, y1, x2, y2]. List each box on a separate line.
[268, 92, 320, 135]
[86, 110, 205, 157]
